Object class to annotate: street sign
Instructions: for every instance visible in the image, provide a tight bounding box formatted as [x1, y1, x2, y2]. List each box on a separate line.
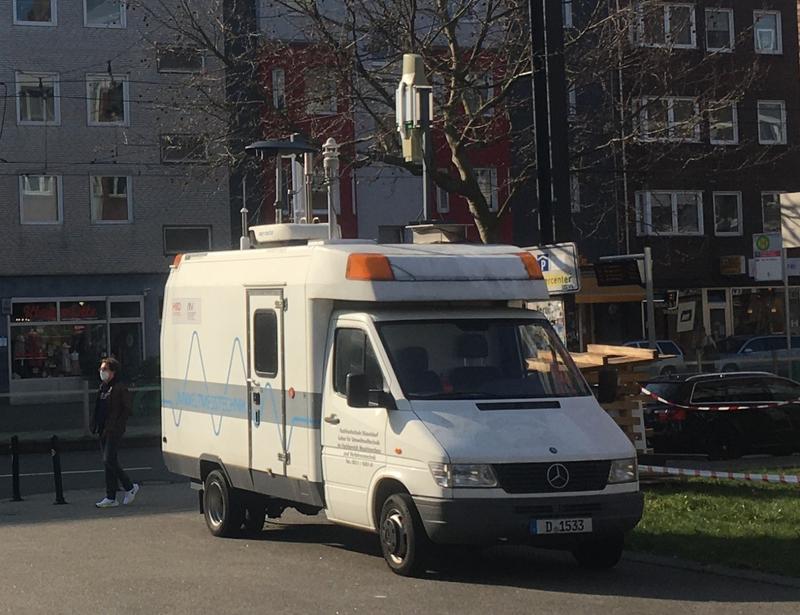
[595, 259, 643, 286]
[526, 243, 580, 294]
[753, 232, 782, 281]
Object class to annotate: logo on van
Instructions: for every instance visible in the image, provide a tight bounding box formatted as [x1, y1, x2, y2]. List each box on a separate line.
[546, 463, 570, 489]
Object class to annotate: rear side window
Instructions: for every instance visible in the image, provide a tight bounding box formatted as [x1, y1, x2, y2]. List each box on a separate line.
[725, 378, 771, 402]
[658, 341, 682, 356]
[645, 382, 685, 402]
[253, 310, 278, 376]
[690, 380, 729, 404]
[765, 378, 800, 401]
[334, 328, 383, 395]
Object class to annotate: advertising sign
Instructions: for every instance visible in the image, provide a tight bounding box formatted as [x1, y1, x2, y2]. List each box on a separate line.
[526, 243, 580, 295]
[753, 232, 783, 281]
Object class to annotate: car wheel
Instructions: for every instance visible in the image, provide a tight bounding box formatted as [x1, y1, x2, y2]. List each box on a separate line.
[572, 534, 624, 569]
[379, 493, 430, 577]
[203, 469, 244, 537]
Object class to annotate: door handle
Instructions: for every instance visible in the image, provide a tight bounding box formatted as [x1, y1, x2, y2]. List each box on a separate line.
[324, 414, 340, 425]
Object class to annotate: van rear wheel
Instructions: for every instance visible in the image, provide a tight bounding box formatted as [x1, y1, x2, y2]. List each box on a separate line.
[571, 534, 624, 569]
[203, 470, 244, 537]
[379, 493, 430, 577]
[242, 499, 267, 535]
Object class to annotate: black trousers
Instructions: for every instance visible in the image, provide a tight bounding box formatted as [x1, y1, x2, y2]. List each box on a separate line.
[100, 435, 133, 499]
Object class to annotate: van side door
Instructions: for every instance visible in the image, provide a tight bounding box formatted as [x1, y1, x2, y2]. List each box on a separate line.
[321, 323, 389, 528]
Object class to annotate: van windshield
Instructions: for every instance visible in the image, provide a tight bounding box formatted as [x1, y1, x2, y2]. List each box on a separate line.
[377, 319, 591, 400]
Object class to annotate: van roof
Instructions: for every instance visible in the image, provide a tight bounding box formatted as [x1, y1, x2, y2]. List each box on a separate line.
[174, 240, 549, 303]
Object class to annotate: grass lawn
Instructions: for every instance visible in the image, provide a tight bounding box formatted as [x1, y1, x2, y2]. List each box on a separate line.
[629, 478, 800, 578]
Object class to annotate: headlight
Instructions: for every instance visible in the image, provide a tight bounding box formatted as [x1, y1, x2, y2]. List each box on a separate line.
[608, 458, 638, 484]
[428, 463, 498, 488]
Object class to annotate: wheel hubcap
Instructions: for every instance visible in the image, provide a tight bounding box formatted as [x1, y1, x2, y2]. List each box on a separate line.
[381, 510, 408, 565]
[207, 483, 225, 528]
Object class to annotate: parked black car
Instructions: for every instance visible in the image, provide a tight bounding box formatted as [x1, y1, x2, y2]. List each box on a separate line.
[643, 372, 800, 459]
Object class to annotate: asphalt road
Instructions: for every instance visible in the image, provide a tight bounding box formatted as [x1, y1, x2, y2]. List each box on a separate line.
[1, 482, 798, 614]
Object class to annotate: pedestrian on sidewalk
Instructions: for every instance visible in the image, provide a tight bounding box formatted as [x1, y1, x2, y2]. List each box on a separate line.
[91, 357, 140, 508]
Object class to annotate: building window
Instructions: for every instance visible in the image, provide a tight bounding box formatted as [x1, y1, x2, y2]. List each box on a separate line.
[762, 192, 782, 232]
[635, 3, 696, 49]
[567, 85, 577, 118]
[713, 192, 742, 236]
[157, 47, 204, 73]
[638, 96, 700, 142]
[475, 168, 498, 213]
[16, 72, 59, 125]
[705, 8, 733, 51]
[160, 134, 208, 163]
[758, 100, 787, 145]
[754, 11, 782, 54]
[84, 0, 125, 28]
[570, 175, 580, 213]
[272, 68, 286, 110]
[163, 226, 211, 255]
[636, 190, 703, 236]
[14, 0, 56, 25]
[19, 175, 62, 224]
[436, 171, 449, 214]
[87, 75, 129, 126]
[91, 176, 131, 223]
[304, 68, 337, 115]
[709, 102, 738, 145]
[465, 73, 495, 116]
[563, 0, 573, 29]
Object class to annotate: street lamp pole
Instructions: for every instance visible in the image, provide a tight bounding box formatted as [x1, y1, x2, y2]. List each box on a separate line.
[323, 138, 340, 240]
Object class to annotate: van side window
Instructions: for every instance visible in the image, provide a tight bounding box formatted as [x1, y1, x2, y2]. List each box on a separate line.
[253, 310, 278, 376]
[334, 328, 383, 394]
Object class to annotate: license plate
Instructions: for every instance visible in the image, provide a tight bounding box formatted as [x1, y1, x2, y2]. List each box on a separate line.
[531, 518, 592, 535]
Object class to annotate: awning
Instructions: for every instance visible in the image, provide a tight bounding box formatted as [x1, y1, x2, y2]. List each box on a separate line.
[576, 272, 646, 304]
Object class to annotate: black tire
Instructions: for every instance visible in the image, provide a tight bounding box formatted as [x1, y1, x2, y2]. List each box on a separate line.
[203, 469, 244, 537]
[379, 493, 430, 577]
[242, 500, 267, 535]
[572, 534, 624, 569]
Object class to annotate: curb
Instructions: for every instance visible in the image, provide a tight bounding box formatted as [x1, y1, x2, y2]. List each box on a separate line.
[624, 550, 800, 590]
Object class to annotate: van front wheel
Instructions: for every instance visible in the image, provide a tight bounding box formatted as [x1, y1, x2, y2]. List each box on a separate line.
[203, 470, 243, 537]
[571, 534, 624, 569]
[379, 493, 430, 577]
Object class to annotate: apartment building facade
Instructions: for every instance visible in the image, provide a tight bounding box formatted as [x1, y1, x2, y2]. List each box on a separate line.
[0, 1, 231, 395]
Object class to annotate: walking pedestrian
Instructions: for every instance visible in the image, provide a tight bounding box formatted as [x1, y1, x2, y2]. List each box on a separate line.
[92, 357, 140, 508]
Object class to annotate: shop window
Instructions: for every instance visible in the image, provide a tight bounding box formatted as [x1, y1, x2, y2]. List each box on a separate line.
[91, 176, 131, 222]
[60, 300, 106, 321]
[705, 8, 733, 51]
[713, 192, 742, 236]
[16, 72, 59, 125]
[758, 101, 786, 145]
[19, 175, 62, 224]
[253, 310, 278, 376]
[14, 0, 56, 25]
[163, 226, 211, 255]
[12, 301, 57, 323]
[160, 134, 208, 163]
[732, 289, 786, 336]
[157, 47, 205, 73]
[110, 301, 141, 319]
[87, 75, 128, 126]
[754, 11, 782, 54]
[84, 0, 125, 27]
[761, 192, 782, 232]
[709, 102, 738, 145]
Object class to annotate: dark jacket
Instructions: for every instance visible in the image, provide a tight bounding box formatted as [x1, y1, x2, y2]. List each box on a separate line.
[92, 380, 132, 438]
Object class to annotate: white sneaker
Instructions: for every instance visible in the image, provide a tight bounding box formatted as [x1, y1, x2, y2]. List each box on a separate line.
[123, 483, 140, 505]
[95, 497, 119, 508]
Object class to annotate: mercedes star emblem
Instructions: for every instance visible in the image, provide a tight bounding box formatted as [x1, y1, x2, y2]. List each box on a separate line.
[546, 463, 570, 489]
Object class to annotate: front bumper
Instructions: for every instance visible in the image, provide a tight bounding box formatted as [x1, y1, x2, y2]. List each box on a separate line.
[413, 491, 644, 546]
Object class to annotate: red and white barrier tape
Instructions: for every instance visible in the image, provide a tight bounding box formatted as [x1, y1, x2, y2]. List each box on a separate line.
[640, 386, 800, 412]
[639, 464, 800, 485]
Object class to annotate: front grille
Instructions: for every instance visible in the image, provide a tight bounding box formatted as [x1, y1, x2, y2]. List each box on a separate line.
[493, 461, 611, 494]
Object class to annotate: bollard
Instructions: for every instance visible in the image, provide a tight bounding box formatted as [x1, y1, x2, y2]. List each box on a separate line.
[10, 435, 22, 502]
[50, 435, 67, 505]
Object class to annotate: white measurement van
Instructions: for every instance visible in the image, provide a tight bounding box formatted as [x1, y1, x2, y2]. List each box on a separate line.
[161, 224, 642, 576]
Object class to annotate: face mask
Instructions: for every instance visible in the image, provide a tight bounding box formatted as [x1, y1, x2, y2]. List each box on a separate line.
[99, 370, 111, 382]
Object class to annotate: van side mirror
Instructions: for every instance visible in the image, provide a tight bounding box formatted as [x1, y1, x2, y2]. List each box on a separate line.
[346, 373, 370, 408]
[596, 368, 618, 404]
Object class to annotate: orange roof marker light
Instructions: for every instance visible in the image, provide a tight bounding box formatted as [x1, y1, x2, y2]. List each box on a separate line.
[517, 252, 544, 280]
[171, 253, 184, 269]
[346, 253, 395, 281]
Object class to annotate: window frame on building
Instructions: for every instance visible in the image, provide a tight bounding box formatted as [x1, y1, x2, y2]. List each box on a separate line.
[474, 167, 499, 213]
[83, 0, 126, 28]
[638, 96, 701, 142]
[570, 175, 580, 213]
[761, 192, 782, 233]
[86, 74, 130, 127]
[436, 170, 450, 214]
[635, 2, 697, 49]
[15, 71, 60, 126]
[757, 100, 787, 145]
[712, 191, 743, 237]
[156, 46, 205, 73]
[753, 10, 782, 55]
[163, 225, 212, 256]
[635, 190, 704, 236]
[705, 7, 734, 52]
[708, 101, 738, 145]
[90, 175, 133, 224]
[272, 68, 286, 110]
[13, 0, 57, 26]
[159, 134, 208, 164]
[18, 174, 63, 225]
